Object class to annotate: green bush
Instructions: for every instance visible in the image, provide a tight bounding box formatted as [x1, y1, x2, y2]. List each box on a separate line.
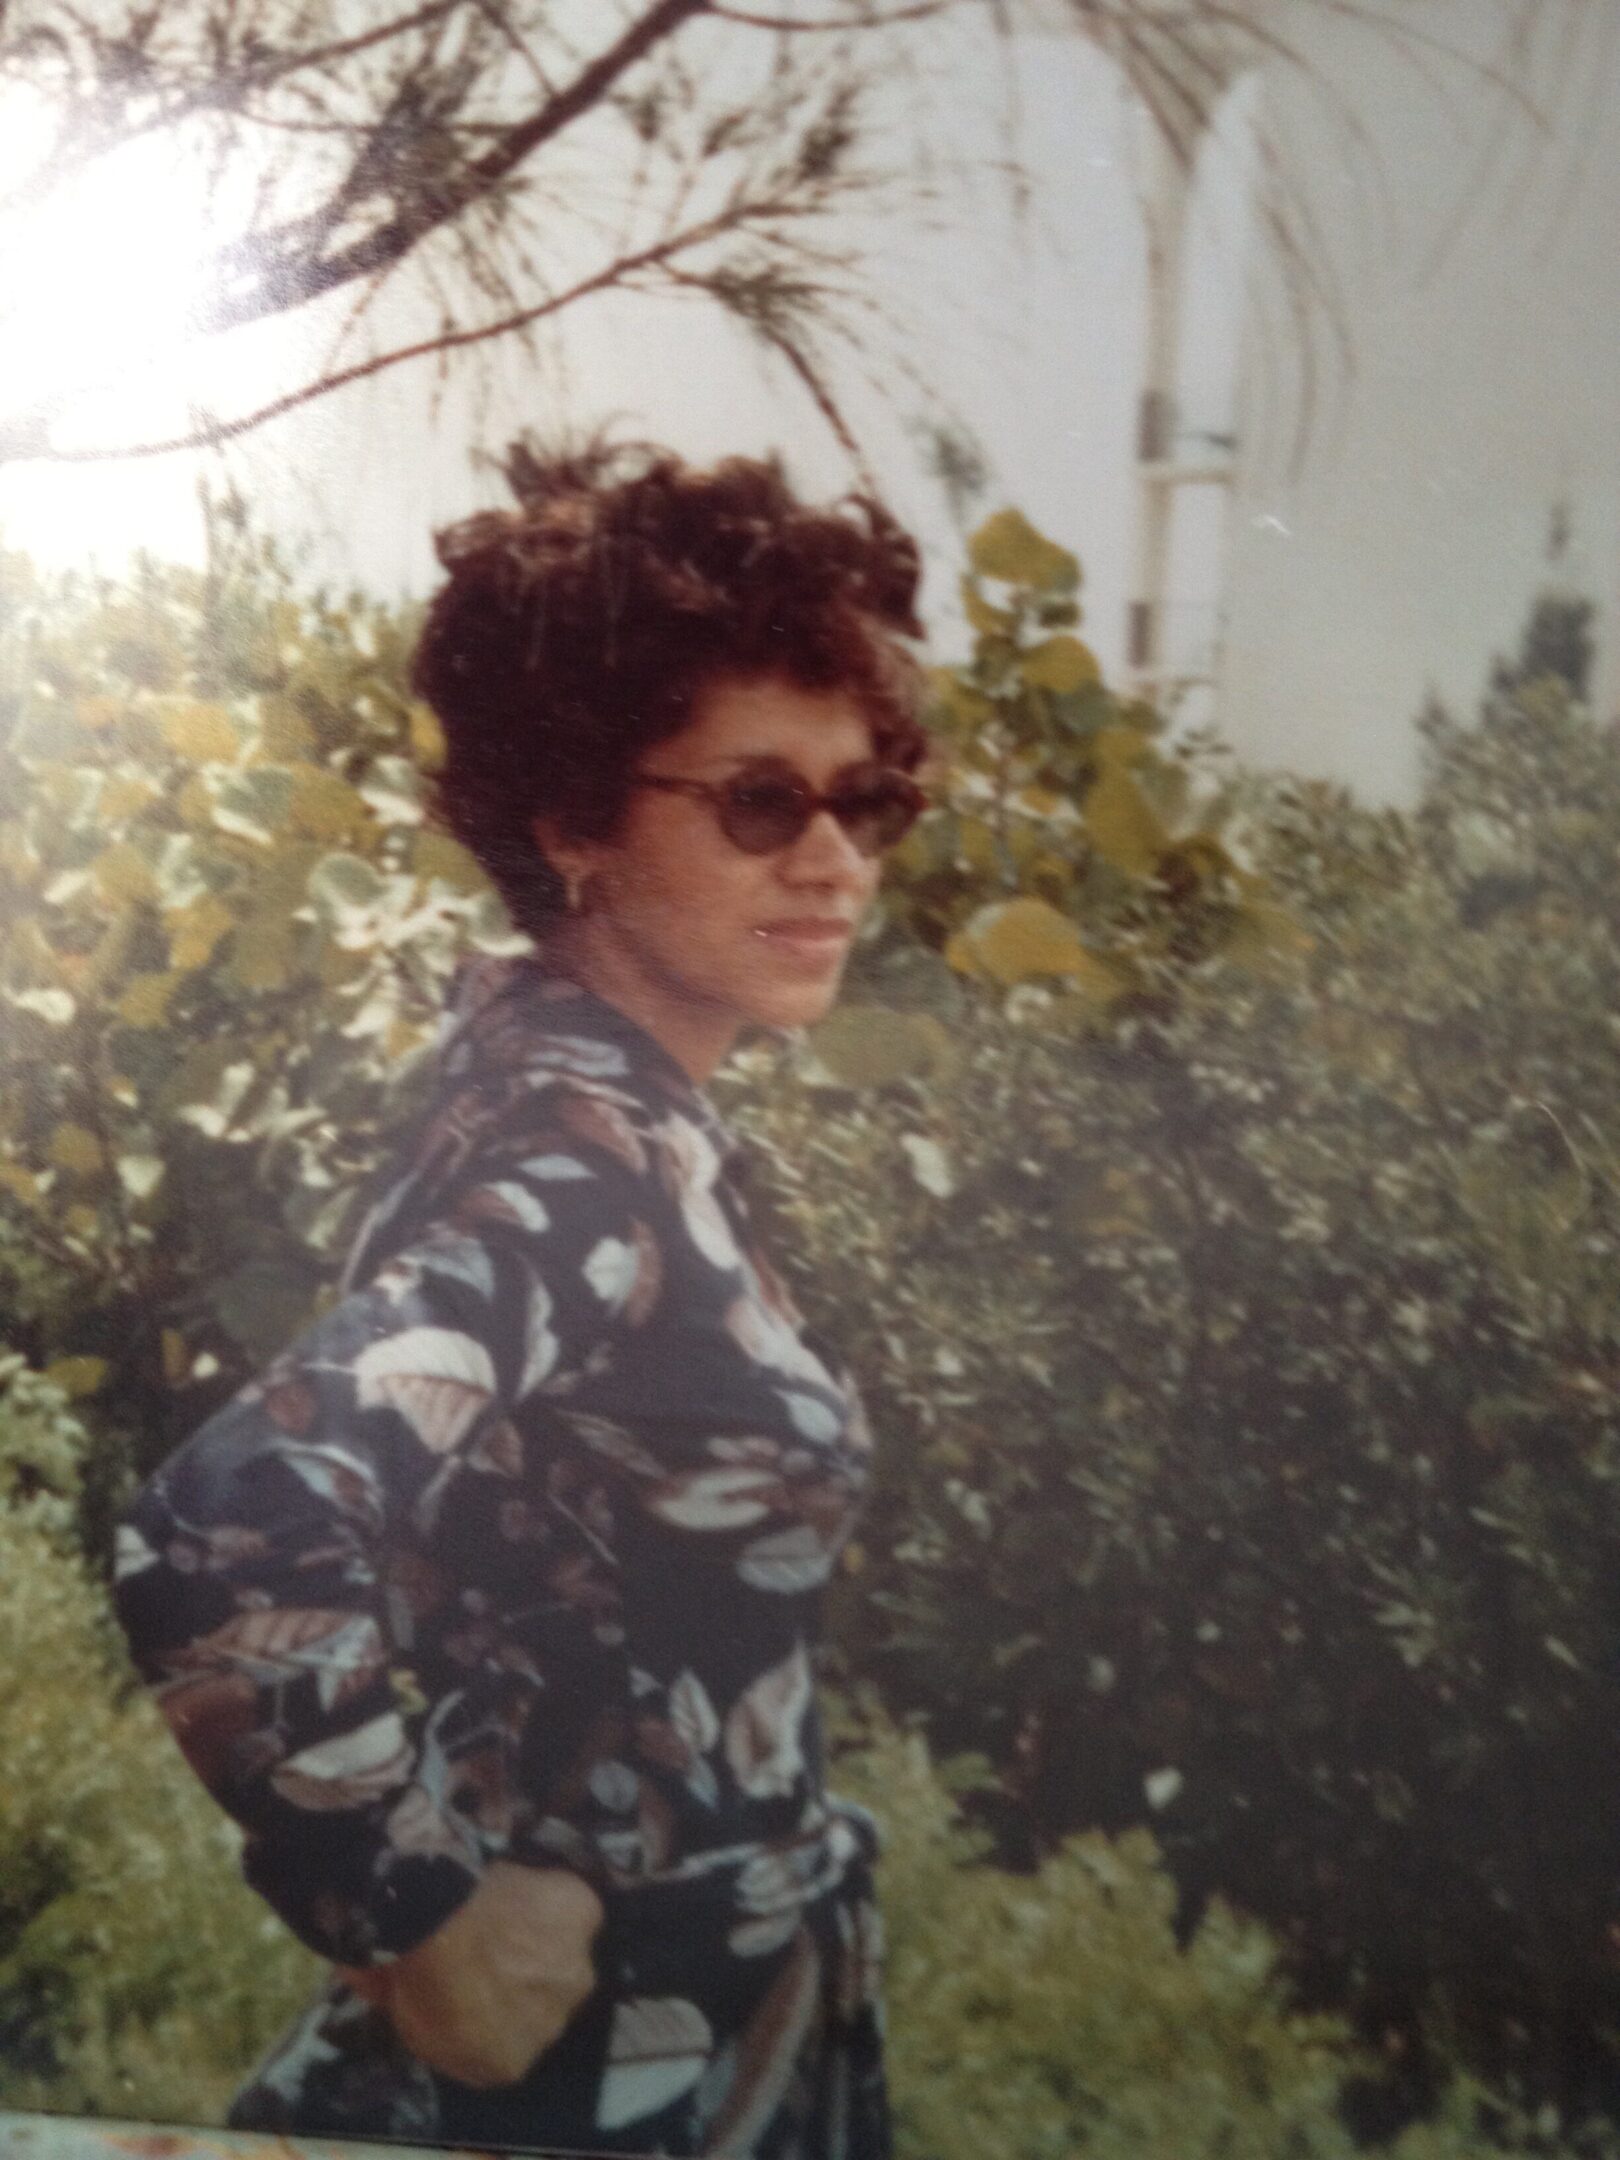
[2, 1425, 1605, 2160]
[721, 601, 1620, 2112]
[0, 519, 516, 1504]
[0, 1357, 319, 2121]
[837, 1715, 1359, 2160]
[833, 1713, 1617, 2160]
[869, 505, 1262, 993]
[0, 502, 1253, 1506]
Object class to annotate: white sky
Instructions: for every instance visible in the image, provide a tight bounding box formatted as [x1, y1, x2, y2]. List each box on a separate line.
[1219, 1, 1620, 797]
[0, 1, 1614, 802]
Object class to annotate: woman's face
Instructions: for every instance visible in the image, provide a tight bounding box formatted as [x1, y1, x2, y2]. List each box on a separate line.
[540, 674, 886, 1072]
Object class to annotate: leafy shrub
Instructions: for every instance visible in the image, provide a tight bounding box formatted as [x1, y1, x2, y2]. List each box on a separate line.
[0, 504, 1243, 1495]
[852, 506, 1290, 1023]
[0, 520, 518, 1505]
[833, 1712, 1617, 2160]
[0, 1356, 319, 2121]
[836, 1714, 1359, 2160]
[723, 606, 1620, 2116]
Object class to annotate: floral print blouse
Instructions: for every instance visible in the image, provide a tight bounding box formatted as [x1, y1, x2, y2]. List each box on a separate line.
[114, 958, 888, 2158]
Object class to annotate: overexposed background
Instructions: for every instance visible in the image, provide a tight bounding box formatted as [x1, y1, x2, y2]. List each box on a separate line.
[2, 0, 1615, 799]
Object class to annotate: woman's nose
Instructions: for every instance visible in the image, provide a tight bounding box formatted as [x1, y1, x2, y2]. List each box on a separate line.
[783, 808, 869, 888]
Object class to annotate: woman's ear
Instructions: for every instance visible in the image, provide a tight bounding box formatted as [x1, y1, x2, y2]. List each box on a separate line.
[533, 815, 602, 919]
[532, 813, 580, 882]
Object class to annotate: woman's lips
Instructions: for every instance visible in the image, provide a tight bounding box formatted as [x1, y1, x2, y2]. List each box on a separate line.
[751, 919, 853, 964]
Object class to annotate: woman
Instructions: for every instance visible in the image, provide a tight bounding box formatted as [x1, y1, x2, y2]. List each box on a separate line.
[114, 442, 932, 2157]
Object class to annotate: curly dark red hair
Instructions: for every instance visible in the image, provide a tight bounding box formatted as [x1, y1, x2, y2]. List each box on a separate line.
[411, 438, 931, 936]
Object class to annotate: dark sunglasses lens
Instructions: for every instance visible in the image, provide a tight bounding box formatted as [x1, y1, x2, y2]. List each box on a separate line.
[834, 777, 924, 854]
[720, 777, 814, 853]
[717, 773, 925, 856]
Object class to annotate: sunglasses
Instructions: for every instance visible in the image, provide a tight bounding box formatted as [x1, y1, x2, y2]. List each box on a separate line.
[627, 765, 928, 858]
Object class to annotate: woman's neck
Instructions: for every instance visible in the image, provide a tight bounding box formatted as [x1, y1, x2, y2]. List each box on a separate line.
[540, 922, 741, 1086]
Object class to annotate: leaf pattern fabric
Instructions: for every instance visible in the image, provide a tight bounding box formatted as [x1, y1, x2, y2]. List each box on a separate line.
[114, 958, 889, 2157]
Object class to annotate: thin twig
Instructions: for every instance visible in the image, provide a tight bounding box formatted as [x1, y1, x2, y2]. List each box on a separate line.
[196, 0, 713, 336]
[42, 195, 795, 463]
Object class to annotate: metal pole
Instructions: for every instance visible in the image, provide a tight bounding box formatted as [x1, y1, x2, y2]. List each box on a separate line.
[1122, 58, 1255, 717]
[1125, 103, 1190, 691]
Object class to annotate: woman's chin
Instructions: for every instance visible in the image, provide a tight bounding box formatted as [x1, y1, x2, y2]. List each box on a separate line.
[743, 974, 845, 1035]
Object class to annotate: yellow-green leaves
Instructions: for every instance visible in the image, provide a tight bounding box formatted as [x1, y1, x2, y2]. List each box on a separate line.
[98, 775, 159, 822]
[257, 694, 316, 761]
[160, 1327, 191, 1385]
[0, 1160, 43, 1210]
[1219, 899, 1315, 980]
[308, 850, 388, 924]
[903, 510, 1169, 977]
[48, 1125, 105, 1177]
[803, 1006, 958, 1089]
[89, 841, 158, 908]
[409, 700, 447, 773]
[946, 898, 1122, 998]
[930, 671, 995, 735]
[210, 765, 293, 844]
[228, 916, 299, 992]
[287, 763, 368, 841]
[888, 507, 1292, 996]
[1085, 762, 1169, 878]
[175, 774, 216, 829]
[42, 1354, 108, 1398]
[413, 829, 485, 891]
[1020, 636, 1100, 694]
[0, 540, 521, 1422]
[968, 509, 1080, 593]
[1058, 1163, 1157, 1242]
[166, 894, 235, 972]
[960, 576, 1016, 638]
[160, 701, 239, 764]
[117, 972, 180, 1029]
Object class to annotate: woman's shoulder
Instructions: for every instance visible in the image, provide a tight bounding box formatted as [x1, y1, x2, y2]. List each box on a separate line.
[346, 958, 747, 1289]
[442, 957, 742, 1192]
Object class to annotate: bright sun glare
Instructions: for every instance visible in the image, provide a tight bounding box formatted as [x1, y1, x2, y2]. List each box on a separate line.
[0, 82, 218, 439]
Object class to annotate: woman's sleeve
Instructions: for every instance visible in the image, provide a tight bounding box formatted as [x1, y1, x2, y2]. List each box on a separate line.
[112, 1119, 647, 1968]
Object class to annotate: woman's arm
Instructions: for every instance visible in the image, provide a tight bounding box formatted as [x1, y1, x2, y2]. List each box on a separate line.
[114, 1111, 654, 2076]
